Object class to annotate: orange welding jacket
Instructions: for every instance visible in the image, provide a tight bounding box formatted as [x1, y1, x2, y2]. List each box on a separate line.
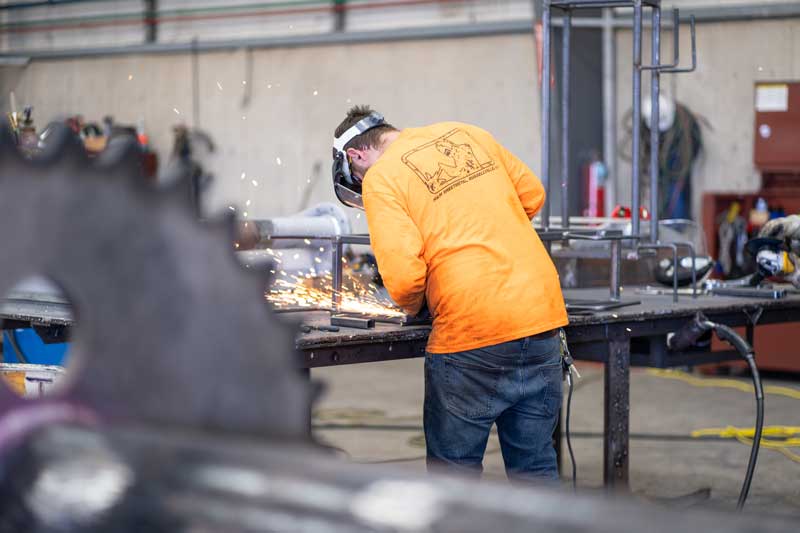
[362, 122, 568, 354]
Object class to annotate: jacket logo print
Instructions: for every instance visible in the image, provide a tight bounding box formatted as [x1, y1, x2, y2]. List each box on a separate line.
[401, 129, 498, 197]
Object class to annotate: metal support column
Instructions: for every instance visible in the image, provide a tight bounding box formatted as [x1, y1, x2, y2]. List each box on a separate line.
[541, 1, 552, 231]
[601, 8, 617, 216]
[649, 5, 661, 243]
[144, 0, 158, 44]
[561, 9, 572, 230]
[630, 0, 643, 239]
[333, 0, 347, 32]
[604, 335, 630, 489]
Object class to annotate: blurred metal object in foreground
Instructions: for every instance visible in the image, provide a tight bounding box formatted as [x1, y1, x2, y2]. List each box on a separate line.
[0, 124, 792, 531]
[0, 424, 794, 533]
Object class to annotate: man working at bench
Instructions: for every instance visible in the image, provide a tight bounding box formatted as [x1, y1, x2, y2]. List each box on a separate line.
[332, 106, 568, 482]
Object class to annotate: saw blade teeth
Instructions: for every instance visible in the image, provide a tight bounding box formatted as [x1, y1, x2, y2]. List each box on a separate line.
[0, 126, 22, 163]
[156, 162, 197, 210]
[34, 122, 89, 170]
[92, 136, 144, 182]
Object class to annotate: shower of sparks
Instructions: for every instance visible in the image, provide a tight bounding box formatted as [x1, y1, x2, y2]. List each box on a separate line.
[251, 180, 259, 187]
[266, 272, 405, 318]
[173, 108, 180, 115]
[241, 172, 246, 180]
[267, 84, 273, 89]
[303, 239, 311, 245]
[128, 74, 133, 81]
[217, 82, 224, 91]
[228, 206, 236, 211]
[313, 90, 318, 96]
[276, 157, 282, 166]
[246, 199, 251, 206]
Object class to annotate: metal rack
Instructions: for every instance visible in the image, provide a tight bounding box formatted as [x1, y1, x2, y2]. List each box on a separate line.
[539, 0, 698, 302]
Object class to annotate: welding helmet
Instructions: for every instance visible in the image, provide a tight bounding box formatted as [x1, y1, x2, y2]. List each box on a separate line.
[332, 112, 385, 210]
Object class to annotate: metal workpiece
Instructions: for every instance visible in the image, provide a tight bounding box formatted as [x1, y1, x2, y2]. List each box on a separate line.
[331, 235, 344, 311]
[610, 239, 622, 300]
[0, 124, 312, 440]
[539, 0, 698, 300]
[638, 242, 679, 302]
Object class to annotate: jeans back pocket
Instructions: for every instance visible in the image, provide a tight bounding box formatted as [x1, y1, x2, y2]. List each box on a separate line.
[442, 356, 505, 419]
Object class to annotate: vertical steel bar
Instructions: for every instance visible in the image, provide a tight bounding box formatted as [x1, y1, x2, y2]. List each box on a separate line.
[144, 0, 158, 44]
[631, 1, 643, 239]
[561, 9, 572, 230]
[601, 8, 617, 217]
[604, 335, 630, 490]
[610, 239, 621, 301]
[331, 235, 343, 312]
[541, 2, 552, 231]
[649, 6, 661, 243]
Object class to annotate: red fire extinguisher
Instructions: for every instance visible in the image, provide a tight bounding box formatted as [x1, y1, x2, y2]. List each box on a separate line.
[582, 157, 607, 217]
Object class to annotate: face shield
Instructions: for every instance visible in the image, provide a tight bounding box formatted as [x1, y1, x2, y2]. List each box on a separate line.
[332, 112, 385, 210]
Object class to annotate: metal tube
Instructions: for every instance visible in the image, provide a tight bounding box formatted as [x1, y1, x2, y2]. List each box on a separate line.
[649, 6, 660, 243]
[601, 8, 617, 217]
[561, 9, 572, 230]
[541, 3, 552, 231]
[331, 236, 343, 312]
[630, 1, 643, 239]
[610, 239, 621, 301]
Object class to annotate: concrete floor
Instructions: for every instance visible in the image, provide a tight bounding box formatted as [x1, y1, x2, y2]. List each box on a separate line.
[312, 359, 800, 518]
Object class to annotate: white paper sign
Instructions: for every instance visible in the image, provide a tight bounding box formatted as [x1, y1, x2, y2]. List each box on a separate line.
[756, 84, 789, 112]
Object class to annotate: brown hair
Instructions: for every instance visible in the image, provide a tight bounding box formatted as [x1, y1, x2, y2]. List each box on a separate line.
[334, 105, 397, 151]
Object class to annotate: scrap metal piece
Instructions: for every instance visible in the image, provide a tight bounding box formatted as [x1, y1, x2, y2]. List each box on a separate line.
[331, 314, 375, 329]
[709, 287, 787, 299]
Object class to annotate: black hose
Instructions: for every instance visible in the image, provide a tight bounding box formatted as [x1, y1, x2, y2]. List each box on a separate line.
[737, 352, 764, 511]
[565, 372, 577, 492]
[669, 315, 763, 510]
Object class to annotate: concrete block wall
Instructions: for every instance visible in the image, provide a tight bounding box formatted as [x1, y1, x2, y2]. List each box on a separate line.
[1, 33, 541, 231]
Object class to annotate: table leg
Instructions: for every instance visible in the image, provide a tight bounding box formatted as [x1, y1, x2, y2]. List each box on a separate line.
[604, 336, 630, 490]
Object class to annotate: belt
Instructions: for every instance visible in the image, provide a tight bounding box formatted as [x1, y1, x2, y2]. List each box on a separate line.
[529, 328, 559, 341]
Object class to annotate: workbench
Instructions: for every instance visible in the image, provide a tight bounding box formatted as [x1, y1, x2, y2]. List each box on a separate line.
[4, 284, 800, 489]
[295, 287, 800, 490]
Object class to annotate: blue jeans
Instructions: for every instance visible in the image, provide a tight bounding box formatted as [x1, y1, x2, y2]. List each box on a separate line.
[424, 332, 563, 482]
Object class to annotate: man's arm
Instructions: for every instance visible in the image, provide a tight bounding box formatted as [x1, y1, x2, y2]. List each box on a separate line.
[498, 143, 546, 220]
[363, 191, 427, 315]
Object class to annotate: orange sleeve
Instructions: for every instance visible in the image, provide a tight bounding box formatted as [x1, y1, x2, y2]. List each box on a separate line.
[497, 142, 546, 220]
[363, 191, 427, 315]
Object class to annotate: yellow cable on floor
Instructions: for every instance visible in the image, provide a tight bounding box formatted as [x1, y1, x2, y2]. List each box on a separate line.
[646, 369, 800, 464]
[646, 368, 800, 400]
[690, 426, 800, 464]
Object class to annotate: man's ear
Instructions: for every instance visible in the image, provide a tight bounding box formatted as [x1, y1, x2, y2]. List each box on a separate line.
[346, 147, 362, 162]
